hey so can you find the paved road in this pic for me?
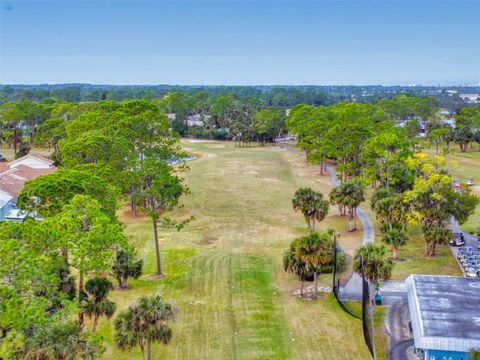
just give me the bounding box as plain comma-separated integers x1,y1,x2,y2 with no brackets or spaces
379,281,415,360
385,293,414,360
327,166,375,300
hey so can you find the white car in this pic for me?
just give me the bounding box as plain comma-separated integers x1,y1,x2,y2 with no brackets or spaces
465,268,478,277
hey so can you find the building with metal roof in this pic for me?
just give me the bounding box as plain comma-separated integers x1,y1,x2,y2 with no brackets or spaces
406,274,480,360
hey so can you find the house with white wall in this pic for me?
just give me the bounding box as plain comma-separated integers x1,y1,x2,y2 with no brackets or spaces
0,154,56,222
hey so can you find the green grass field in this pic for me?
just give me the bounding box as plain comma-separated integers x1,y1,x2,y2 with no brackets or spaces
95,140,371,360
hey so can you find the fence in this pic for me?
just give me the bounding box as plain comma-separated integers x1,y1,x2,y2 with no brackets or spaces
362,270,376,359
332,238,376,359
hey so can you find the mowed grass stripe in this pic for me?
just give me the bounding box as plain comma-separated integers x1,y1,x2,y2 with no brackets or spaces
232,255,292,360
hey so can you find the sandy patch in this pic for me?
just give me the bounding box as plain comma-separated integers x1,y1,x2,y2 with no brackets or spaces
186,139,215,143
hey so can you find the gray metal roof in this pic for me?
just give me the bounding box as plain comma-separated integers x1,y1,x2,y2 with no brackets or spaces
406,274,480,352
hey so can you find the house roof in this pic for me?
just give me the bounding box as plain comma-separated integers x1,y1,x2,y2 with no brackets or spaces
0,190,14,204
406,274,480,353
4,207,28,221
0,163,9,173
0,174,26,196
9,154,54,167
0,154,57,200
9,165,56,180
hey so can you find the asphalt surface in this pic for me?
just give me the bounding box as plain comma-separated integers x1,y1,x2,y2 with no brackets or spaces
327,166,375,301
379,281,414,360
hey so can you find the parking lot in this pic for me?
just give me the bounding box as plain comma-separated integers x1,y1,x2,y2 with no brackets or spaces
455,245,480,277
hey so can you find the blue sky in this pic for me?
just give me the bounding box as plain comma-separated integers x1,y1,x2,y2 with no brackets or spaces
0,1,479,85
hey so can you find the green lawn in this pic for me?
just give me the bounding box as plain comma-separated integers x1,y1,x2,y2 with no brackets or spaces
0,143,53,161
390,227,462,280
95,140,371,360
373,306,388,360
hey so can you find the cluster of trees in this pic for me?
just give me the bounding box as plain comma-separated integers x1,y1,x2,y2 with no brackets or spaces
2,93,478,155
2,84,477,111
287,95,479,261
0,84,346,107
0,95,288,152
0,100,190,358
286,188,346,298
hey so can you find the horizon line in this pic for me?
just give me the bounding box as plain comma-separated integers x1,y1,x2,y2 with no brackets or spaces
1,82,480,88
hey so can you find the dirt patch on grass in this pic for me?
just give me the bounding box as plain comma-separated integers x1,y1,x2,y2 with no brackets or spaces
123,209,145,218
198,235,217,245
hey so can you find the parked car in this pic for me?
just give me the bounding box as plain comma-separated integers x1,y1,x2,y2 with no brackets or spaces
450,233,465,247
465,267,478,278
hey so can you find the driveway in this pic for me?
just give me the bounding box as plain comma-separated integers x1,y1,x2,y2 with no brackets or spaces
387,298,414,360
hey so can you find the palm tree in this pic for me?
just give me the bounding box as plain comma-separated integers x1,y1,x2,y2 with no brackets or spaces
294,232,333,298
82,277,116,332
283,238,308,297
381,222,408,260
370,187,394,212
329,186,345,216
329,180,365,231
469,348,480,360
353,243,393,307
24,321,102,360
372,191,407,225
114,294,175,360
292,188,330,232
341,180,365,231
112,248,143,289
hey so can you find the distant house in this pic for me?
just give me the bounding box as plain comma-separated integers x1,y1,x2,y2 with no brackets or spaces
186,114,211,127
0,154,56,222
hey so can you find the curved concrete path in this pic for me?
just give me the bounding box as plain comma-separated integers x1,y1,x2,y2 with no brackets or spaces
327,166,375,300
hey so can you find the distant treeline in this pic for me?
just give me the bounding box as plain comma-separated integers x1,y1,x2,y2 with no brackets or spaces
0,84,477,112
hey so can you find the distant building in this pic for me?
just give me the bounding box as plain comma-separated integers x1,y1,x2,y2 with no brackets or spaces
439,108,451,116
0,154,56,222
187,114,210,127
459,94,480,104
406,275,480,360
